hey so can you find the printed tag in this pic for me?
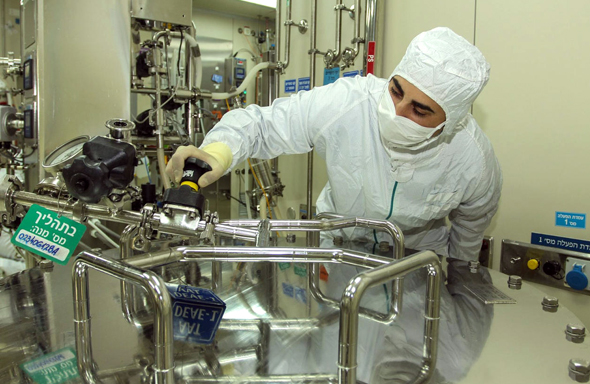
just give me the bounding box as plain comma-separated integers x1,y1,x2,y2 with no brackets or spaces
21,348,80,384
294,263,307,277
168,284,226,344
278,262,291,271
11,204,86,265
282,282,294,297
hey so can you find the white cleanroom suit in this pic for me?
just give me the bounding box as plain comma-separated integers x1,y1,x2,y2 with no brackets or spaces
200,27,502,260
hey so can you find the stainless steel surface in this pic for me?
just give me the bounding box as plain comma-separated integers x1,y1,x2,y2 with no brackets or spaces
338,251,441,384
463,283,517,304
0,251,589,383
324,0,343,68
480,236,493,268
73,251,174,384
508,275,522,290
279,0,292,71
543,295,560,312
33,0,131,184
569,359,590,383
566,324,586,343
501,239,590,295
130,0,192,26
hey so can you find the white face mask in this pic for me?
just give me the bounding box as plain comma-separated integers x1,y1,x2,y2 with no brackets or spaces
377,86,444,149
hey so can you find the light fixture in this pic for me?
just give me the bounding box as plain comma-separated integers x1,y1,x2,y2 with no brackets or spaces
239,0,276,8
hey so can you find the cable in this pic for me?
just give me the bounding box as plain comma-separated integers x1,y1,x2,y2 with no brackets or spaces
144,156,152,184
177,29,184,77
247,159,273,220
225,99,231,111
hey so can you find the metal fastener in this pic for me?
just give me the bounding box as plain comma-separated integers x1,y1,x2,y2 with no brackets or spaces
507,275,522,290
510,257,521,264
542,296,559,313
286,234,296,244
569,359,590,382
468,260,480,273
566,324,586,343
39,259,54,272
379,241,390,253
333,236,344,246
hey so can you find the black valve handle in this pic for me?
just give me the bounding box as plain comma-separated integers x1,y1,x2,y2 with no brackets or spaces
180,158,212,191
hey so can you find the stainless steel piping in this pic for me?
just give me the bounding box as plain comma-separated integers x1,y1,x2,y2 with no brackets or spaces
338,251,441,384
73,251,174,384
280,0,293,71
8,190,259,242
324,0,344,68
124,246,401,323
183,375,337,383
341,0,364,66
185,24,197,145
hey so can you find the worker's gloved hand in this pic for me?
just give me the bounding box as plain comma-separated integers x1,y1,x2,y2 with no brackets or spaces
166,143,233,188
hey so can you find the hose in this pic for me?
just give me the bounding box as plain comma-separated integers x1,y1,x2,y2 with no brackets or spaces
157,147,171,190
211,62,273,100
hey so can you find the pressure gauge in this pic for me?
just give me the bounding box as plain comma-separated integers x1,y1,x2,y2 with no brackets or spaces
42,135,89,175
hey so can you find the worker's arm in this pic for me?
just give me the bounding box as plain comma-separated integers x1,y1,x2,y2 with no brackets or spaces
166,76,374,186
447,159,502,261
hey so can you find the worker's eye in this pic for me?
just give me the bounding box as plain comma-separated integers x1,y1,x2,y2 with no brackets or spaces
413,108,427,117
390,87,401,98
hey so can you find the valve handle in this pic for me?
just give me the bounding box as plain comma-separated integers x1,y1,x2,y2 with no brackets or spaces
181,158,212,191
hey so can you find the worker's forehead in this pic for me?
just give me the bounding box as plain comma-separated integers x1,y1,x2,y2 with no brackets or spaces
390,76,444,112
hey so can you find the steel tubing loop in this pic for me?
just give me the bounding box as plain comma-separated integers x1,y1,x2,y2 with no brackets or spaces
125,246,398,324
183,375,337,383
72,251,174,384
221,214,405,319
338,251,441,384
9,190,259,242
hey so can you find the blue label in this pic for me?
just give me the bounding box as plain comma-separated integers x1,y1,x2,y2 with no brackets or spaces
531,233,590,253
343,70,359,78
167,284,225,344
284,79,296,93
295,287,307,304
323,67,340,85
282,282,294,297
211,74,223,84
556,212,586,229
298,77,310,91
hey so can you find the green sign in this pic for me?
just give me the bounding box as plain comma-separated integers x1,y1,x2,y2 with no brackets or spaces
294,263,307,277
11,204,86,265
20,348,80,384
278,262,291,271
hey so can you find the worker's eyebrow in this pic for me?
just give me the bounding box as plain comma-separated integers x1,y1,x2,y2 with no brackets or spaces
391,78,404,96
411,100,435,113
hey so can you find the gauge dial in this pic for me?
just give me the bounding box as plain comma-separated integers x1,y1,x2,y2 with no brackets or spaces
42,136,90,175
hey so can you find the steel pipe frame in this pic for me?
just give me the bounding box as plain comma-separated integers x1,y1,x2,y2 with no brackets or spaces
122,247,440,384
72,251,174,384
125,245,398,323
363,0,377,75
183,375,338,383
7,189,259,242
338,250,441,384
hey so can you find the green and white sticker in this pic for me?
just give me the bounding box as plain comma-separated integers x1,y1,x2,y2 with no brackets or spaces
20,348,80,384
11,204,86,265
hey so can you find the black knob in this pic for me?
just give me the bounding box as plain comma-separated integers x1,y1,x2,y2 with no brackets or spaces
181,158,212,188
543,260,562,277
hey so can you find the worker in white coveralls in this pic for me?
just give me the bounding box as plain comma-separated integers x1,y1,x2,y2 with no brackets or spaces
167,27,503,260
167,27,503,382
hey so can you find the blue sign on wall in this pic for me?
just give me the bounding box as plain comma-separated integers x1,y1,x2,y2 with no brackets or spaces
298,77,310,91
284,79,296,93
531,233,590,253
282,282,294,297
343,70,359,78
556,212,586,229
323,67,340,85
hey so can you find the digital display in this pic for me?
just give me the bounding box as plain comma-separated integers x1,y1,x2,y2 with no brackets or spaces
24,109,34,139
235,67,246,80
23,59,33,90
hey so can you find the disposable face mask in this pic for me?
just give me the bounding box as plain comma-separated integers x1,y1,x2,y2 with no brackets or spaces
378,86,444,149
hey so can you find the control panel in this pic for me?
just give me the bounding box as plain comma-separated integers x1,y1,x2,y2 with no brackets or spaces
501,239,590,295
224,57,247,105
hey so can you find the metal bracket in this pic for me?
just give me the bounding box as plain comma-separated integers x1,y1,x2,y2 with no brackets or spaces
132,205,155,251
199,211,219,246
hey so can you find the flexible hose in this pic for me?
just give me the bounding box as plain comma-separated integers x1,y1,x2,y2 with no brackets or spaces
211,62,273,100
157,148,171,190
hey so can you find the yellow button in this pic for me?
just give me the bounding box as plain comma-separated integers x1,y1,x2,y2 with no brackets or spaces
527,259,540,270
